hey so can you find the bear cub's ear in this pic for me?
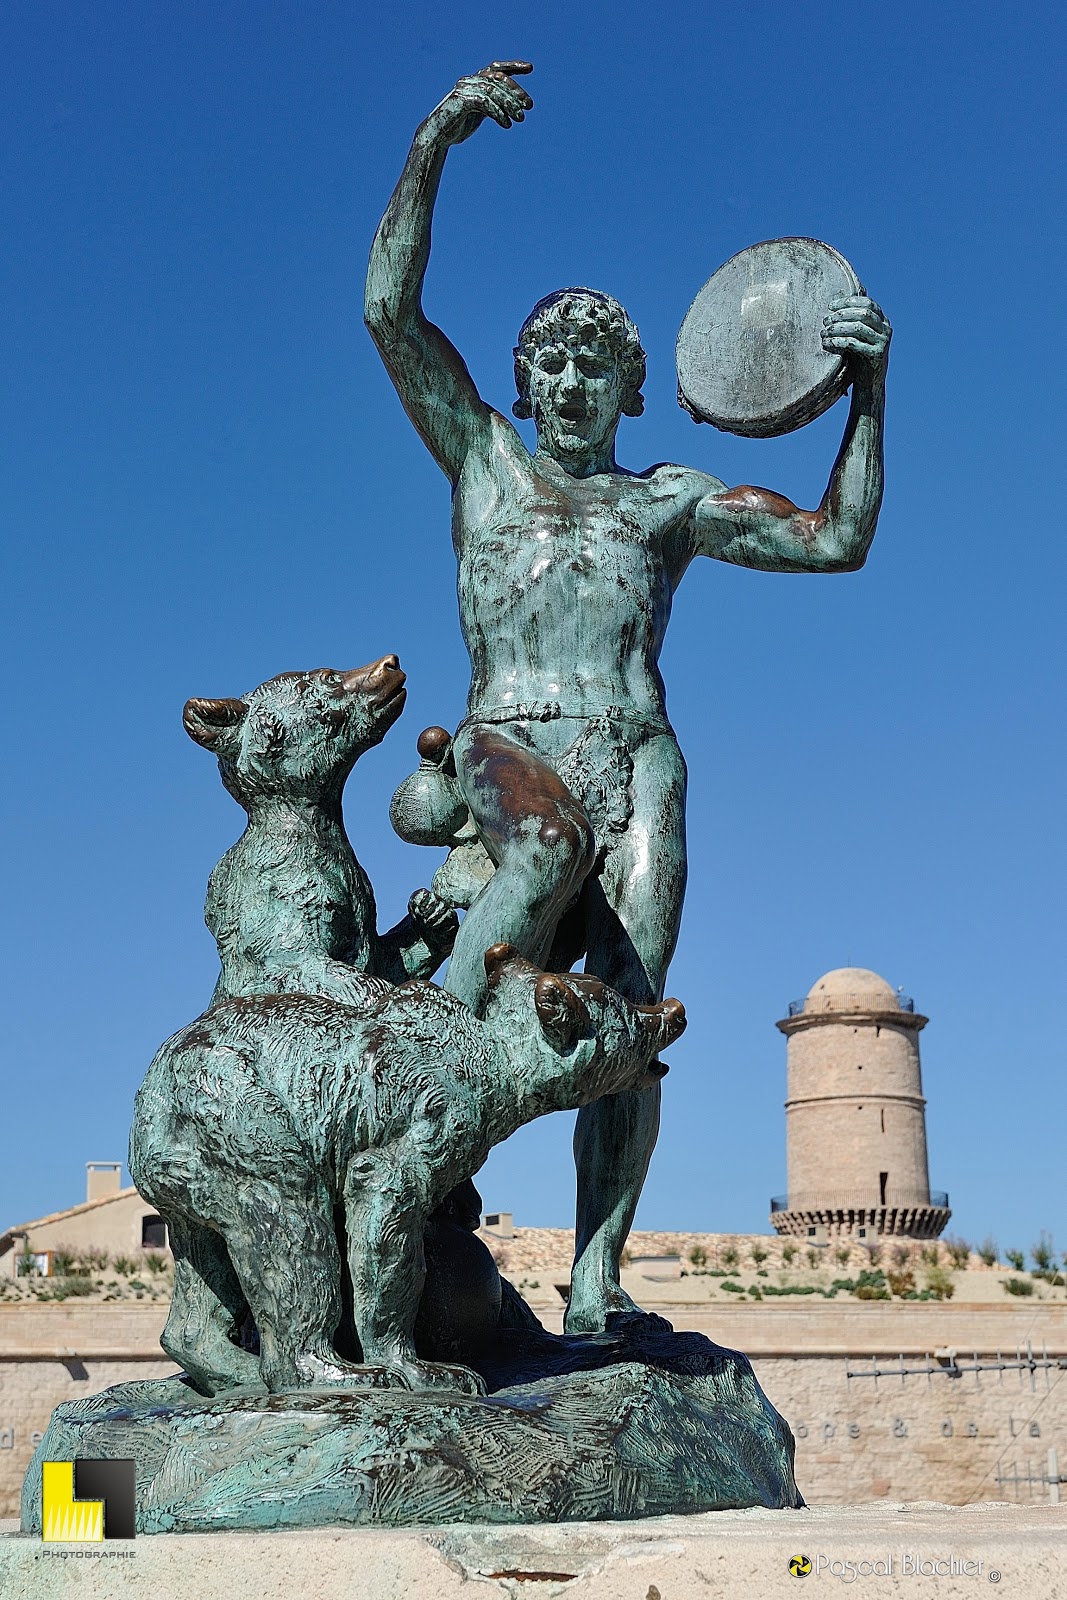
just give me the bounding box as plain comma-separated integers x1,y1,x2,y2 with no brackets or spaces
534,974,591,1053
183,696,247,753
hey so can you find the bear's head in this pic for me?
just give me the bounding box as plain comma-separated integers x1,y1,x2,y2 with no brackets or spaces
182,656,407,807
481,943,686,1116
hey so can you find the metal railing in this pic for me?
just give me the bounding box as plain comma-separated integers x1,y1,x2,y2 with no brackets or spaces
787,992,915,1017
770,1189,949,1213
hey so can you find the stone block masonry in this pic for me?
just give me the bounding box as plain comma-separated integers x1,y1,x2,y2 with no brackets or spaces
3,1300,1065,1518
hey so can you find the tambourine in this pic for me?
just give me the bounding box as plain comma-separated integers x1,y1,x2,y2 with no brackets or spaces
676,238,865,437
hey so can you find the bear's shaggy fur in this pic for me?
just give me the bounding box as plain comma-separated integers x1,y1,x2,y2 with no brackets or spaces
182,656,457,1009
129,944,685,1397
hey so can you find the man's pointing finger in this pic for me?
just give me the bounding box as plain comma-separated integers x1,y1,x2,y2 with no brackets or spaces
484,60,534,77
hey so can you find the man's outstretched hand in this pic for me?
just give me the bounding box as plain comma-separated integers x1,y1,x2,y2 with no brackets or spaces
821,294,892,383
424,62,534,148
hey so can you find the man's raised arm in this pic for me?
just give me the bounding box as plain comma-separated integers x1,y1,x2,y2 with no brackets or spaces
693,296,891,573
364,63,534,484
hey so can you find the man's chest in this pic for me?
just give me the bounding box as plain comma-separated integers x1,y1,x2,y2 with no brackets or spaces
455,466,684,599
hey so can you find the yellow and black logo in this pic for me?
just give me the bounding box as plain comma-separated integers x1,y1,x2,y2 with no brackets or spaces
789,1553,813,1578
42,1459,136,1541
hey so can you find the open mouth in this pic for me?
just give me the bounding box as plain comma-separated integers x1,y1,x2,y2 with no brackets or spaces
557,402,587,422
374,675,407,715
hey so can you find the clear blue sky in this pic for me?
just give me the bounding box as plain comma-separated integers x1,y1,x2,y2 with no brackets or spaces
2,1,1063,1256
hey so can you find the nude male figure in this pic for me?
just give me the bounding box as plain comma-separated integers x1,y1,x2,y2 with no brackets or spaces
365,62,891,1333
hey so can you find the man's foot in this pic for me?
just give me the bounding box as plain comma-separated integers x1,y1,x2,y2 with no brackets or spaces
563,1276,674,1336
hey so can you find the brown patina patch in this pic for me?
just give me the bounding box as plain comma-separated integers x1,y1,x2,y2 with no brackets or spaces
717,483,826,545
465,727,592,852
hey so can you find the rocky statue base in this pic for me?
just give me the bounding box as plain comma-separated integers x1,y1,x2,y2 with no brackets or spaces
22,1322,800,1532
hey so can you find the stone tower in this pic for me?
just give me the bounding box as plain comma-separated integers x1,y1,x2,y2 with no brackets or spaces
770,967,949,1240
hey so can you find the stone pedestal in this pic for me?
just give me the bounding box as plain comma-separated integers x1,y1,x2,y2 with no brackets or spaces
4,1503,1067,1599
21,1325,799,1532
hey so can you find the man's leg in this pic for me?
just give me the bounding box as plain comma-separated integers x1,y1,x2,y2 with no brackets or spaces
565,733,687,1333
445,725,595,1014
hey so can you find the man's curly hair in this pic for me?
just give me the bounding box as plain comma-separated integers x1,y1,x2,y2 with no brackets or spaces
512,288,646,421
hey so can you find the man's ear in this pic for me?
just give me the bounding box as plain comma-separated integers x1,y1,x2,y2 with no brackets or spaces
534,974,590,1053
183,696,247,754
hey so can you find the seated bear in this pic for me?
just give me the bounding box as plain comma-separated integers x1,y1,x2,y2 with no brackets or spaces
128,944,685,1398
182,655,457,1009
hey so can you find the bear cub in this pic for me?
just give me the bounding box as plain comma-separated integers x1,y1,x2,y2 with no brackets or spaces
183,654,457,1008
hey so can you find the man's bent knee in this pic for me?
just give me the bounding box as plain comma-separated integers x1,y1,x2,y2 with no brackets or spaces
538,808,594,866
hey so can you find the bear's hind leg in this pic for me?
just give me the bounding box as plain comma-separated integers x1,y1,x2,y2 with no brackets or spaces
344,1153,486,1396
163,1217,261,1395
222,1177,359,1392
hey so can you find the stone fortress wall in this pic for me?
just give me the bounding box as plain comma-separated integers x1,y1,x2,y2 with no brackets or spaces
3,1246,1065,1517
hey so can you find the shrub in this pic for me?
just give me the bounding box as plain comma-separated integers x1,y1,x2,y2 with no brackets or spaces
490,1246,510,1271
781,1244,798,1266
113,1256,136,1275
834,1246,851,1267
852,1269,890,1301
920,1243,941,1267
721,1246,739,1271
762,1283,820,1296
56,1277,94,1299
867,1244,883,1266
688,1245,708,1268
924,1265,955,1301
144,1253,169,1275
977,1236,999,1268
80,1248,110,1272
751,1243,769,1267
887,1267,915,1298
1005,1249,1025,1272
1004,1277,1035,1297
806,1249,820,1269
128,1279,148,1292
1031,1234,1057,1274
52,1251,77,1277
721,1280,744,1294
944,1237,971,1270
748,1285,763,1300
890,1242,911,1270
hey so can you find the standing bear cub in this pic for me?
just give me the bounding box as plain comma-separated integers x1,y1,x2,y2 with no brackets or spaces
129,944,685,1398
182,654,457,1007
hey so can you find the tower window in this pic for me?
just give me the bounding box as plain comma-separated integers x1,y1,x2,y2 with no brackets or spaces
881,1109,886,1133
879,1172,888,1206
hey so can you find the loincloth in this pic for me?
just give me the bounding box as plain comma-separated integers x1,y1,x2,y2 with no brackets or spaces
457,704,671,845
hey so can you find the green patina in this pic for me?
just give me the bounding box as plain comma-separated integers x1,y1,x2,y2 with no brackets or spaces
365,61,889,1336
17,58,894,1527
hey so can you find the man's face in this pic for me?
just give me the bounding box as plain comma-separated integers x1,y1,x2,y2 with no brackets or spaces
527,331,624,466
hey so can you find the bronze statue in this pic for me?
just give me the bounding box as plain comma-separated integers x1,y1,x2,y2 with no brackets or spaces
365,61,891,1333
